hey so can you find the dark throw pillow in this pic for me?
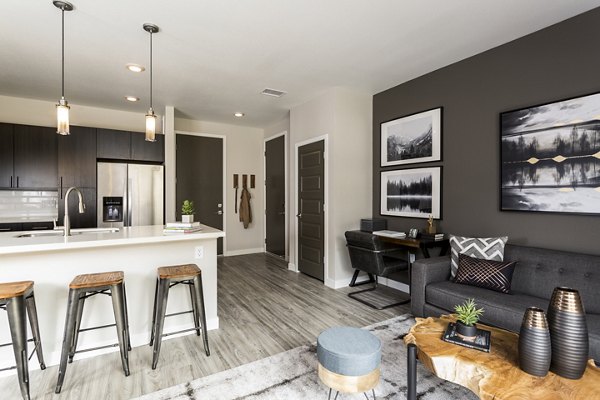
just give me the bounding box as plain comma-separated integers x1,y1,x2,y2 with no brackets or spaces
454,253,517,294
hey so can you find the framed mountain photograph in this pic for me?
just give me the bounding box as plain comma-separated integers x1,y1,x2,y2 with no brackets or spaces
380,167,442,219
381,107,442,166
500,92,600,216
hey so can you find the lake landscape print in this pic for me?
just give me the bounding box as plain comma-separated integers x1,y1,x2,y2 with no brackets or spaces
501,92,600,215
381,167,441,218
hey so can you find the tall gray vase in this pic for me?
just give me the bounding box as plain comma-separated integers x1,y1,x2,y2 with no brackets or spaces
547,287,589,379
519,307,551,377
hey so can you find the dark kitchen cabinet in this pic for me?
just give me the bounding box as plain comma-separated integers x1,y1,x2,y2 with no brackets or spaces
58,187,96,228
131,132,164,162
13,125,58,189
0,223,22,232
97,129,131,160
0,123,13,189
58,126,97,188
21,222,54,231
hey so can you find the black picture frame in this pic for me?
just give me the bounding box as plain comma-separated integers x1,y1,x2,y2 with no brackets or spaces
380,107,442,167
380,166,442,219
500,91,600,216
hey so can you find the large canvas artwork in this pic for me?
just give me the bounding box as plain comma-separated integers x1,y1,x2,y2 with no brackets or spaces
501,92,600,215
380,167,441,219
381,108,442,166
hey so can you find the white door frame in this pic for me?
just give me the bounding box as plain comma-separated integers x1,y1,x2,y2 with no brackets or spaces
175,130,227,254
294,134,329,283
264,131,289,260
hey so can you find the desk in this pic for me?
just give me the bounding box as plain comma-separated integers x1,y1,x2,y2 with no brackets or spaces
378,235,449,258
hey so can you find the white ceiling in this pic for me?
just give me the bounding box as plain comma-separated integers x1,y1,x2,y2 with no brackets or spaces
1,1,599,127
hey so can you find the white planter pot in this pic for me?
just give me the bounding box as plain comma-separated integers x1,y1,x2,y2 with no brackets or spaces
182,215,194,224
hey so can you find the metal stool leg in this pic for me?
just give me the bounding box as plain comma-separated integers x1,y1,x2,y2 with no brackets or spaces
149,278,159,347
111,283,130,376
68,294,85,363
25,292,45,370
189,280,201,337
192,274,210,356
151,277,170,369
7,295,30,400
122,282,132,351
55,288,80,394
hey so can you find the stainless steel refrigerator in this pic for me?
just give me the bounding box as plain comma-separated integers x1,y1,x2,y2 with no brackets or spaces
97,162,164,228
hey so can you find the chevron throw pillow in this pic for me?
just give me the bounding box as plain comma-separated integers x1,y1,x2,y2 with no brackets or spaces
454,253,517,293
449,235,508,278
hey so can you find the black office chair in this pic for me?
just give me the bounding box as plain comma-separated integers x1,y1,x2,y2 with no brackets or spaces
345,230,410,309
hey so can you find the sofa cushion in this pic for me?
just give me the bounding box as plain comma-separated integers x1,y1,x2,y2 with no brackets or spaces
588,314,600,362
449,235,508,278
505,245,600,314
426,281,548,332
455,253,517,294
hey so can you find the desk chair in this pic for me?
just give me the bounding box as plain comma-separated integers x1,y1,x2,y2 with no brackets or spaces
345,230,410,309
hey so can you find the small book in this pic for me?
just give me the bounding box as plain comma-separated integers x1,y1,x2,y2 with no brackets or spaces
373,230,406,238
441,322,491,353
166,222,200,228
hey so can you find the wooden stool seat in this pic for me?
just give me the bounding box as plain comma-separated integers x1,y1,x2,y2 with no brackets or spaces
157,264,201,279
69,271,124,289
0,281,34,300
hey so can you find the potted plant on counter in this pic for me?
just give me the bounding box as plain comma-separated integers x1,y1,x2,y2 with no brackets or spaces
181,200,195,224
454,298,484,341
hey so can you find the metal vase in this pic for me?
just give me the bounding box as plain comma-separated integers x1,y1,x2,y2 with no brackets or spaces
547,287,589,379
518,307,551,377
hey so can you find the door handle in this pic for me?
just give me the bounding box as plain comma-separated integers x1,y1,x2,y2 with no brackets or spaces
296,213,302,218
216,211,223,215
16,176,19,188
10,176,13,188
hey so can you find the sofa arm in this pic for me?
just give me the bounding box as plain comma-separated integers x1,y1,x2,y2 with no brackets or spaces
410,256,451,317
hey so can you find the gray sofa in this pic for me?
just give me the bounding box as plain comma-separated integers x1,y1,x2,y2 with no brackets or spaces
411,244,600,362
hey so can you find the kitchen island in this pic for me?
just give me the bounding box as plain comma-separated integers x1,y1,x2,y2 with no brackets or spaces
0,225,224,373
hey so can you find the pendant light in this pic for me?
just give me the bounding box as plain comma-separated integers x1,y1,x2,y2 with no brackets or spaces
53,1,74,135
143,23,159,142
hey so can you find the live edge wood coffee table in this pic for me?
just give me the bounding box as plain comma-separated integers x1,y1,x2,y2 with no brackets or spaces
403,315,600,400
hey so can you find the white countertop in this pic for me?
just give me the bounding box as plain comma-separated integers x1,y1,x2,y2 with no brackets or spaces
0,225,225,255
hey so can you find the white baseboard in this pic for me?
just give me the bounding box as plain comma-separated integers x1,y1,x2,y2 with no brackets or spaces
0,317,219,378
225,247,265,256
288,262,297,272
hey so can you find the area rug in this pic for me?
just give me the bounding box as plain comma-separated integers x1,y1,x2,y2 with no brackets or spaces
135,314,476,399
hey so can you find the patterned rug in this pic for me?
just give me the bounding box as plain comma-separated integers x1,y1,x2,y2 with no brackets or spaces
135,314,476,399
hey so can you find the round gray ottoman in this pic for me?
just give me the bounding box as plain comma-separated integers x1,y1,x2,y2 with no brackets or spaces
317,326,382,399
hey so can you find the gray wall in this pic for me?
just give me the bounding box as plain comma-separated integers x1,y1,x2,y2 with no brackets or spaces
372,8,600,256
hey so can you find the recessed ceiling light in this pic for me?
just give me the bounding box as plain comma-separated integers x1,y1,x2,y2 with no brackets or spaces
234,112,245,117
126,64,145,73
125,96,139,102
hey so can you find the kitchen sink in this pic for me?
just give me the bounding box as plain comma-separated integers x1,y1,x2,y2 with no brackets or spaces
16,227,120,238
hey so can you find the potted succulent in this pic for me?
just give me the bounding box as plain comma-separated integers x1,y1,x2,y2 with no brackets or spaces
454,298,484,341
181,200,195,224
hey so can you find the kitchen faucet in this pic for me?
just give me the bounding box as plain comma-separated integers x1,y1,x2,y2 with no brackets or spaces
64,187,86,237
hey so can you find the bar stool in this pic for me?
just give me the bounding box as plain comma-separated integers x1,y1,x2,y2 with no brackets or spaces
55,271,131,394
149,264,210,369
0,281,45,400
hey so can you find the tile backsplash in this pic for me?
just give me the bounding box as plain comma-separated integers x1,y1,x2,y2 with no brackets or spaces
0,190,58,222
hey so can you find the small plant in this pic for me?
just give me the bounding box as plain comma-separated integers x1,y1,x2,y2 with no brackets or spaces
454,298,484,327
181,200,195,215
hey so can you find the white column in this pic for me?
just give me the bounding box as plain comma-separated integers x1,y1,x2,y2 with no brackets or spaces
164,106,176,222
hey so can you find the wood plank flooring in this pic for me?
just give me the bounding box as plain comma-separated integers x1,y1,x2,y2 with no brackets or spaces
0,253,410,400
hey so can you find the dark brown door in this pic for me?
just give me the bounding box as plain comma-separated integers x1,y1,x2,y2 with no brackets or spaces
265,135,286,258
176,134,224,254
13,125,57,189
0,123,14,189
297,140,325,281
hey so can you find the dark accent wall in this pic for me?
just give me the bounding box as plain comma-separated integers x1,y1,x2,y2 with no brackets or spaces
373,8,600,256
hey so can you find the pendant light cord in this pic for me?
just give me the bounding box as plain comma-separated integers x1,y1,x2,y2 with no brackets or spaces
61,8,65,98
149,31,153,109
